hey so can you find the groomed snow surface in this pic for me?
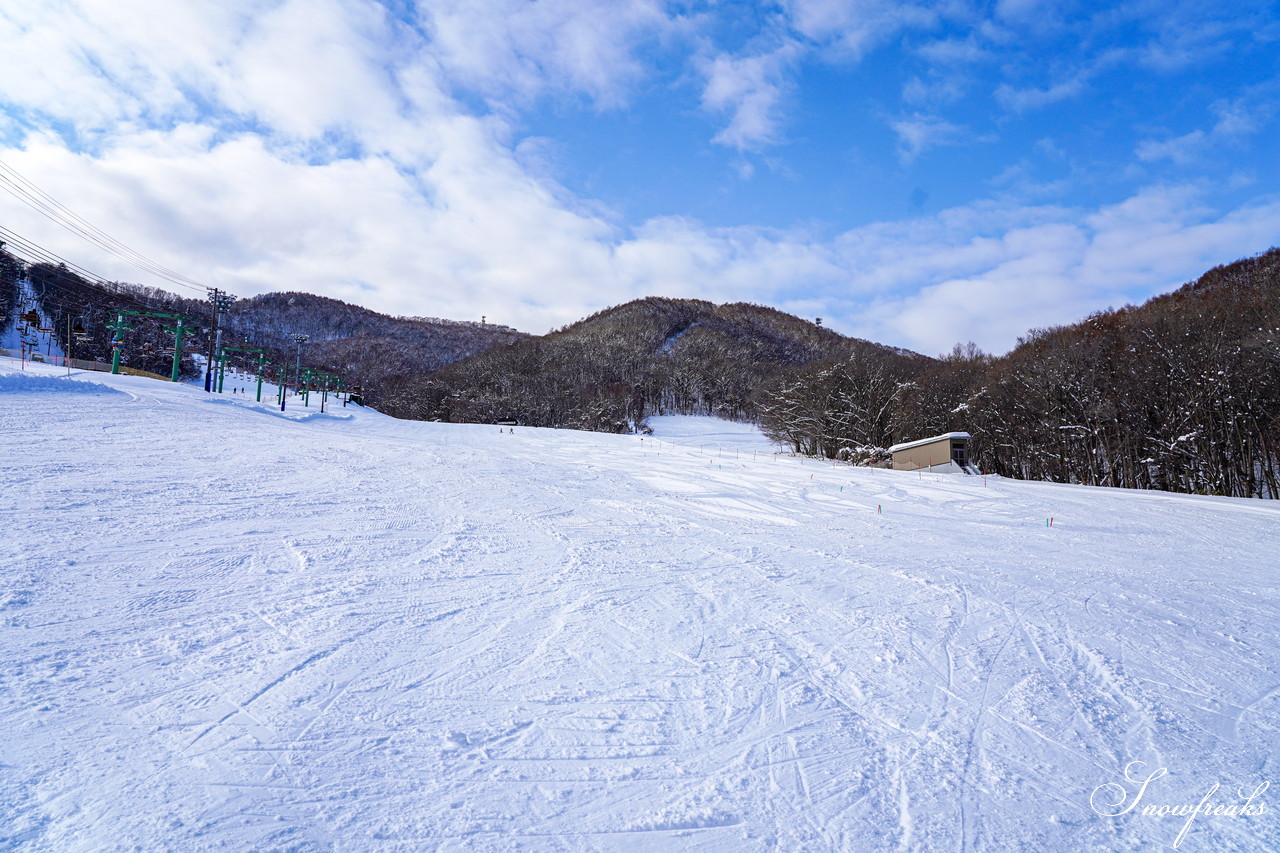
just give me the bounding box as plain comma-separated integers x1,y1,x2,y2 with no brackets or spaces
2,361,1278,851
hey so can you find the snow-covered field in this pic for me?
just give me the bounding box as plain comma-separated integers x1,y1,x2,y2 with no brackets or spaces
2,361,1277,851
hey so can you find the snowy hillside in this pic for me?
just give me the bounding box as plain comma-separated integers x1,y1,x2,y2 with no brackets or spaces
2,361,1277,851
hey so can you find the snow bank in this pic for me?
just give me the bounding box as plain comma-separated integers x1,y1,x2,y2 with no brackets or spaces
0,372,123,395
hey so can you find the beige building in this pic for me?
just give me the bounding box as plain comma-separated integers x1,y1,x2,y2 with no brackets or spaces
889,432,974,473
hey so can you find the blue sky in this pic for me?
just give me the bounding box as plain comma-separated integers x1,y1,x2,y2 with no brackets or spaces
0,1,1277,354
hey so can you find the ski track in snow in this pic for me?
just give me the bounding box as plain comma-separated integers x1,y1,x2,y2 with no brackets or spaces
2,362,1279,851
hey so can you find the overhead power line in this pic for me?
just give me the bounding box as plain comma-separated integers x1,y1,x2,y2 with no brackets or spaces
0,225,208,316
0,159,212,294
1,225,125,285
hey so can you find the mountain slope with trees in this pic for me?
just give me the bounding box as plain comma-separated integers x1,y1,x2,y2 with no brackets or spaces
373,297,925,431
758,248,1280,497
6,239,1276,497
0,247,525,389
214,292,527,390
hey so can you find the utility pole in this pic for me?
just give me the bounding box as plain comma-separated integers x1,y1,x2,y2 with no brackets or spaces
216,293,236,393
205,290,219,391
160,316,187,382
292,334,309,398
106,312,131,374
254,350,265,401
319,373,337,413
206,290,236,392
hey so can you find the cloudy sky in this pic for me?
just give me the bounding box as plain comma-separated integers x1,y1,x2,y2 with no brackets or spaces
1,0,1277,354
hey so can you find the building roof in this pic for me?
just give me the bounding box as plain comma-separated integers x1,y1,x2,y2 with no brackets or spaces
888,432,971,454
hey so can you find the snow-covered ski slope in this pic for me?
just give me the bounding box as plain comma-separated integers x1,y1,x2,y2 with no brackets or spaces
2,362,1278,852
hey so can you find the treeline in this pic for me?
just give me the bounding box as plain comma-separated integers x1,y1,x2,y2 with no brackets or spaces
759,249,1280,498
0,248,23,329
213,292,527,392
7,239,1276,497
0,247,524,391
17,260,207,378
375,297,919,431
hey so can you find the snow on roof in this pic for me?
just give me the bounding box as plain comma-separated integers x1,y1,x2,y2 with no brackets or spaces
888,431,971,454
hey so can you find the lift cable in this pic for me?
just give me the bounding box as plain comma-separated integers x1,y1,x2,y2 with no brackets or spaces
0,159,212,293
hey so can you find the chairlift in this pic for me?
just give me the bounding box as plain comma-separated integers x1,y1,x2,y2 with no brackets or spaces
37,325,53,334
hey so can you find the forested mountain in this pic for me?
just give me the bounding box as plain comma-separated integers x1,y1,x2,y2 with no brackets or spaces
212,292,527,390
11,260,207,379
6,239,1276,497
759,248,1280,498
0,249,21,327
1,248,525,388
373,297,924,431
969,249,1280,496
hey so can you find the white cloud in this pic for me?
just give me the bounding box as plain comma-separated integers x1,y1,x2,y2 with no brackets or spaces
1136,13,1238,72
995,76,1085,112
992,40,1130,113
692,0,946,152
901,73,967,107
993,0,1067,30
786,0,936,59
0,1,185,130
211,0,405,140
698,43,801,151
416,0,674,109
1135,131,1206,166
1136,91,1272,166
4,119,1277,356
0,123,622,328
890,113,966,162
696,0,941,151
0,0,1276,364
844,187,1280,354
915,37,990,65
